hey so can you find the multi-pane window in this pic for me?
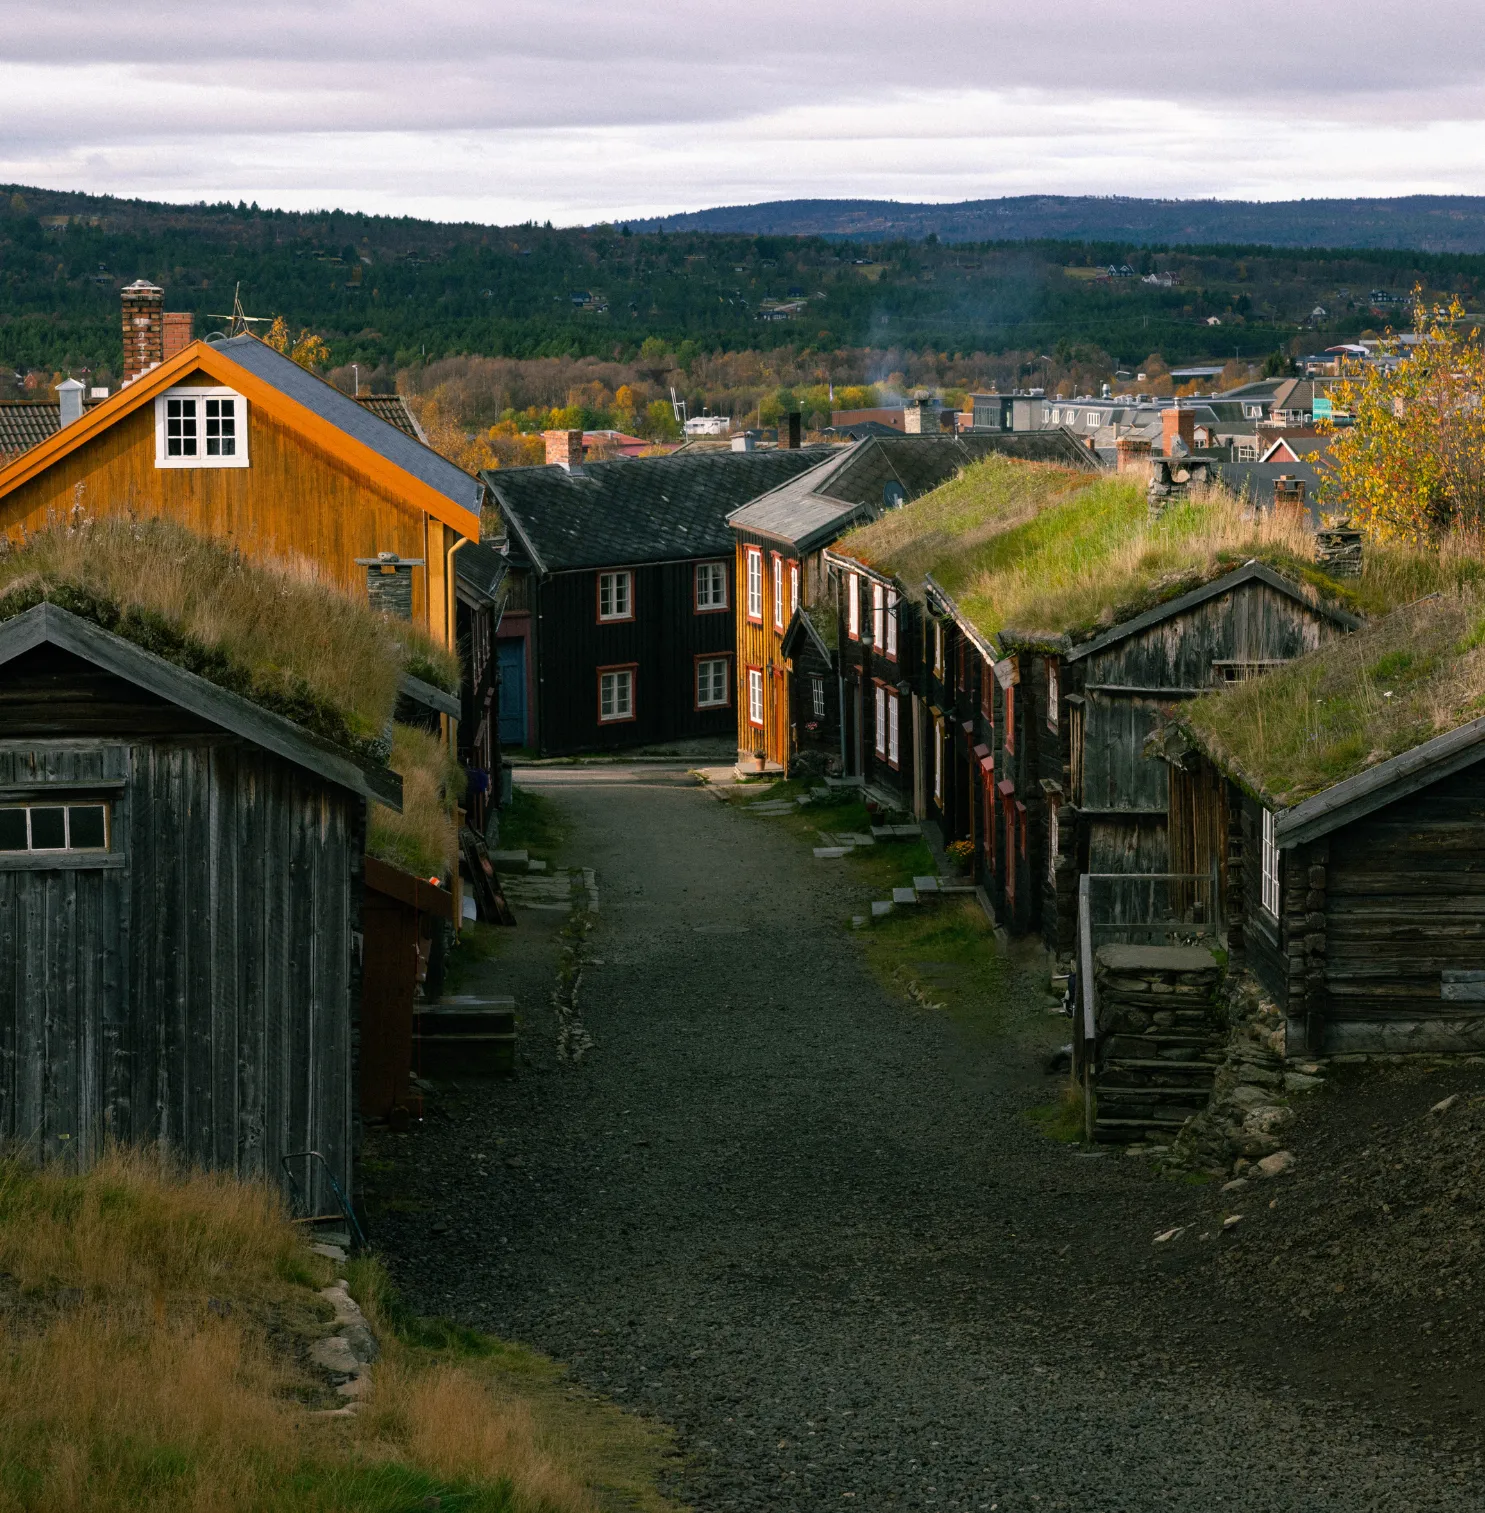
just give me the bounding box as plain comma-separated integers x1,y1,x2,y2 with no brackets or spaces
885,590,898,658
847,572,859,639
932,620,944,677
156,389,248,468
790,563,800,618
887,692,900,766
772,555,784,631
874,685,887,757
598,668,634,722
1261,808,1281,918
748,667,764,727
933,719,944,802
0,802,108,853
872,582,885,647
747,550,764,621
696,657,729,708
598,570,633,621
1047,659,1060,731
695,561,728,611
1048,797,1060,883
811,676,826,718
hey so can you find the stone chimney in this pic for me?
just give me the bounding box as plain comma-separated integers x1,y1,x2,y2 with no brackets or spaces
1116,436,1152,474
1161,405,1195,457
162,311,194,362
544,429,585,471
56,377,85,428
121,280,164,383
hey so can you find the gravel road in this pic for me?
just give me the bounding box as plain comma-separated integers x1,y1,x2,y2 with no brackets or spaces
367,765,1483,1511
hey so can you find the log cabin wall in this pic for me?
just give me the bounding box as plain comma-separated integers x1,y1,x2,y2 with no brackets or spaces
0,717,360,1214
733,530,798,768
1238,792,1290,1006
0,371,456,647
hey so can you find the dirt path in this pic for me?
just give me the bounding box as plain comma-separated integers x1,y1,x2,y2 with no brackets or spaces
367,766,1482,1512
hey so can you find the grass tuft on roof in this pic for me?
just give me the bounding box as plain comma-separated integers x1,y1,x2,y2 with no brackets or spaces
1182,581,1485,808
0,516,459,759
837,455,1485,648
369,724,463,878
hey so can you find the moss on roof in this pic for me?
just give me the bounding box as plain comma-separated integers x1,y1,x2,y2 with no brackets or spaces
1181,588,1485,809
368,724,463,878
0,517,460,761
836,454,1485,650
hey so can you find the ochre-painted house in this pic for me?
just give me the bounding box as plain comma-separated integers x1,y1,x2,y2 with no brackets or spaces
0,332,483,657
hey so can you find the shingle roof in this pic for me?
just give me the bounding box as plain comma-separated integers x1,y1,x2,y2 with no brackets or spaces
210,336,481,519
353,393,425,442
0,401,61,460
484,449,830,574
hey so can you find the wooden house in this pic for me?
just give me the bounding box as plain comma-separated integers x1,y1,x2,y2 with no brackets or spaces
483,444,825,755
0,601,401,1212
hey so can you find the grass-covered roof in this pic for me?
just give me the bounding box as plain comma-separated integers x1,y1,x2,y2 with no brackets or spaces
1181,584,1485,809
835,456,1484,650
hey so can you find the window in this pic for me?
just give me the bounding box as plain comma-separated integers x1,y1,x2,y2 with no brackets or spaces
696,656,729,709
598,570,633,622
885,590,898,659
811,676,826,719
1261,808,1281,918
772,554,784,631
847,571,859,639
933,719,944,803
1048,797,1060,884
747,550,764,622
1003,683,1016,755
872,582,885,648
887,692,900,766
154,388,249,469
747,666,764,727
933,620,944,677
874,685,887,758
598,666,635,722
695,561,728,612
1086,411,1100,428
790,563,800,618
0,801,109,853
1047,659,1060,732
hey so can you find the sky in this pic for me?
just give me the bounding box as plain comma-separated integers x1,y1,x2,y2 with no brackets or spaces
4,2,1485,226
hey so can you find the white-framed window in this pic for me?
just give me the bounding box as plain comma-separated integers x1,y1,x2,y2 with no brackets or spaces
874,685,887,757
811,676,826,719
885,589,898,658
746,549,763,622
847,571,860,639
933,620,944,677
1261,808,1281,918
887,692,900,766
872,581,885,647
1047,659,1060,732
772,555,784,631
695,561,728,611
598,667,635,722
598,570,633,621
933,719,944,802
1086,411,1099,428
696,656,729,708
154,387,248,469
0,800,109,853
1048,797,1060,883
747,666,764,727
790,562,800,618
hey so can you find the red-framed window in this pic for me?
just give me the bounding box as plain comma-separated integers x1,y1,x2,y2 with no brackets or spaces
846,571,860,640
885,589,898,659
887,690,900,768
695,654,731,710
772,552,784,632
695,560,728,613
597,570,634,623
874,683,887,758
790,562,800,619
872,581,885,647
597,663,637,723
746,664,765,727
745,548,764,623
1003,682,1016,755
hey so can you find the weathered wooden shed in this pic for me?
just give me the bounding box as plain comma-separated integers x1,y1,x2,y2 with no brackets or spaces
0,602,399,1212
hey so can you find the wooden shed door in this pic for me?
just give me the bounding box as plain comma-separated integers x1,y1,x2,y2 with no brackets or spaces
1168,762,1229,922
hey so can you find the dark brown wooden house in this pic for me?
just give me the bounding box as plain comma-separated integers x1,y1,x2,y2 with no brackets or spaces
0,602,399,1213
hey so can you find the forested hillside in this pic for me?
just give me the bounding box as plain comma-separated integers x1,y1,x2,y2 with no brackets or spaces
3,184,1482,382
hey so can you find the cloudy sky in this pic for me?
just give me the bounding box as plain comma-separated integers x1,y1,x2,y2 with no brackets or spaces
4,2,1484,225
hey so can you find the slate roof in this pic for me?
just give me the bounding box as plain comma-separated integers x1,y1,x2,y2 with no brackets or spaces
728,430,1100,552
1212,460,1324,520
484,449,830,574
455,540,508,605
0,401,61,459
210,336,481,519
353,393,425,442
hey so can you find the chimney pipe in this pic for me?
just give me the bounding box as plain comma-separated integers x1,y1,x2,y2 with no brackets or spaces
57,378,85,428
785,412,801,450
120,280,164,384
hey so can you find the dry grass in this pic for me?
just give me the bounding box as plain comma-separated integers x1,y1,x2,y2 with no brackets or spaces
1182,587,1485,806
0,1149,676,1513
369,724,463,878
0,515,459,749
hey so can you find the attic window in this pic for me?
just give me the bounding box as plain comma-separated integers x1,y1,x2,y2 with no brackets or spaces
155,387,249,469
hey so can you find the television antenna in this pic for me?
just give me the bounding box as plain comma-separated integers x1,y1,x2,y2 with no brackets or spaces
206,283,270,338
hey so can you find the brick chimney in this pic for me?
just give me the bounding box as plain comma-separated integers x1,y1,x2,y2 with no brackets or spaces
1161,405,1195,457
162,310,193,361
1116,436,1152,474
121,280,164,383
544,429,585,471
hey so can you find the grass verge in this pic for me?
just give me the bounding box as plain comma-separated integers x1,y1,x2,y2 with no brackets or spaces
0,1147,681,1513
498,784,568,860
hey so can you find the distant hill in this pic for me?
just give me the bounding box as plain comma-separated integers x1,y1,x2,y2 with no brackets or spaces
633,195,1485,254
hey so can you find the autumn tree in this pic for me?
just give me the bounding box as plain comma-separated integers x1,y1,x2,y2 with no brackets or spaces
1322,296,1485,540
263,316,329,370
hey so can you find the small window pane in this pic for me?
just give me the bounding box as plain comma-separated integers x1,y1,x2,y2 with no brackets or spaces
0,809,25,851
29,807,66,850
68,805,106,849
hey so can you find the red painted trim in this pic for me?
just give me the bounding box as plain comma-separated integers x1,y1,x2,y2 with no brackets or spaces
693,651,732,711
596,569,635,624
693,559,730,614
745,662,765,728
770,550,785,632
596,661,639,724
745,547,764,625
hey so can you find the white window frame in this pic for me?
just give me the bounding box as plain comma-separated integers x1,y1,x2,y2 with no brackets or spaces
696,656,729,708
1261,808,1282,918
598,667,634,723
746,549,764,622
695,560,728,612
933,719,944,802
847,571,860,639
885,589,898,659
811,676,826,719
1047,659,1060,732
933,621,944,677
790,562,800,618
772,555,784,631
872,581,885,648
747,666,764,727
154,387,249,469
598,570,633,622
1048,797,1060,883
887,692,900,766
874,685,887,757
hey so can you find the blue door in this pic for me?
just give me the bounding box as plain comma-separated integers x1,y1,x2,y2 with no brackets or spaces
497,639,527,747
